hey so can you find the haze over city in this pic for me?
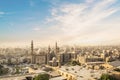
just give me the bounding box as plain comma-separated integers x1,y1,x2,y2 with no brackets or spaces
1,1,120,80
0,0,120,47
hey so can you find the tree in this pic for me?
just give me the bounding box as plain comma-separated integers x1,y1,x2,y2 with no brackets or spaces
26,76,33,80
71,60,81,66
99,74,118,80
33,74,49,80
0,65,9,76
15,68,20,74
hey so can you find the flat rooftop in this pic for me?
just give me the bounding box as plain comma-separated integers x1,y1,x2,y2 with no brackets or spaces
59,65,106,80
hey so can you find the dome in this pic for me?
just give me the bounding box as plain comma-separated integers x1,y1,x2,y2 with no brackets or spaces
52,57,57,62
36,48,41,55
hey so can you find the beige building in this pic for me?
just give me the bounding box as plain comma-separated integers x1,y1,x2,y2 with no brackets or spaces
30,40,77,67
77,54,104,65
31,40,47,64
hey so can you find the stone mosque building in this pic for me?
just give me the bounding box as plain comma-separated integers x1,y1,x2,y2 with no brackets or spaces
30,40,77,67
31,40,47,64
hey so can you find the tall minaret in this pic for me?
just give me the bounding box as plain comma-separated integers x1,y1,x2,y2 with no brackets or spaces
31,40,34,55
31,40,34,64
58,54,61,68
48,45,51,53
55,42,57,51
47,45,51,65
55,42,59,54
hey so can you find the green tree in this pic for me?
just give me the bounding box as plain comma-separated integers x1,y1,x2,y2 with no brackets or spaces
34,74,49,80
71,60,81,66
100,74,117,80
15,66,20,74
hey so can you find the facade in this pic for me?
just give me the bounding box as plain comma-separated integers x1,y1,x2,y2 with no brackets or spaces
77,54,105,70
30,40,77,67
31,40,47,64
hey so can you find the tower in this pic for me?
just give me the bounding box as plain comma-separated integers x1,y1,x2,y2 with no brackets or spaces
58,54,61,68
31,40,35,64
55,42,59,54
31,40,33,55
47,45,51,65
55,42,58,53
48,45,51,53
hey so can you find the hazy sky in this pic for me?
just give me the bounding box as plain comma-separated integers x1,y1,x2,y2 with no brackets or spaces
0,0,120,47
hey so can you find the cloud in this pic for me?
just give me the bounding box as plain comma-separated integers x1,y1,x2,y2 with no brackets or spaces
86,0,95,3
33,27,41,31
0,12,5,15
0,11,6,17
45,0,120,45
0,11,5,17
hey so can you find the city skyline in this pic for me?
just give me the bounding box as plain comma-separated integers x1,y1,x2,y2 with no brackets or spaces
0,0,120,47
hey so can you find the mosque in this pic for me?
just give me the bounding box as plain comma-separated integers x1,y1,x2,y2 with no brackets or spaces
30,40,77,67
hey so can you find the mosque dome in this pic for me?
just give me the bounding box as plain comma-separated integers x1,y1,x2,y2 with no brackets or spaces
35,48,41,55
52,57,57,62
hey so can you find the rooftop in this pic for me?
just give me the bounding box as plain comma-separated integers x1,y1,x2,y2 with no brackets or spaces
109,60,120,67
59,65,106,80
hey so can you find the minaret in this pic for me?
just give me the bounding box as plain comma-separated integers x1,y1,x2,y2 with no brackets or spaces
58,54,61,68
31,40,34,64
55,42,59,54
31,40,34,55
55,42,57,52
47,45,51,65
48,45,51,53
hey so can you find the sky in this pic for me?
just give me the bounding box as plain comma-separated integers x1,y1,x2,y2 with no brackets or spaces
0,0,120,47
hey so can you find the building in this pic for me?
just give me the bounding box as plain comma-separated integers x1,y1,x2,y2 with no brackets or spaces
30,40,77,67
31,40,47,64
